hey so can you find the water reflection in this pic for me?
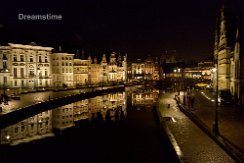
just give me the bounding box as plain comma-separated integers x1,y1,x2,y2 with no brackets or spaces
0,87,159,146
0,110,53,145
131,87,159,106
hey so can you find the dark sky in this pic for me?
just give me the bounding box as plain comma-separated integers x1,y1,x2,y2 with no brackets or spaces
0,0,243,61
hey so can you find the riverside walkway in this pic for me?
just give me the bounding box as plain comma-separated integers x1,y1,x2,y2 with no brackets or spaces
157,91,235,162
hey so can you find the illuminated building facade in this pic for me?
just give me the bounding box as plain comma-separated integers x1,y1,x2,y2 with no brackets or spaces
131,57,160,83
0,43,53,90
214,6,244,105
73,50,89,87
51,52,75,88
0,43,127,91
0,46,11,92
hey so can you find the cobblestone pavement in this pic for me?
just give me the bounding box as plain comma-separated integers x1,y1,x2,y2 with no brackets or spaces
177,89,244,162
157,91,235,162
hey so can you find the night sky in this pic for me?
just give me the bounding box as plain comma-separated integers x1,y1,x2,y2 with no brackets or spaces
0,0,243,61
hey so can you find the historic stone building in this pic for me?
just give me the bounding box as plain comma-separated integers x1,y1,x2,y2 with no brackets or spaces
51,52,75,88
73,50,89,87
214,5,244,105
0,43,53,90
131,57,160,83
0,42,127,92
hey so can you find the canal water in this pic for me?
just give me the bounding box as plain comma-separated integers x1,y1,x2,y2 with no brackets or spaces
0,86,177,163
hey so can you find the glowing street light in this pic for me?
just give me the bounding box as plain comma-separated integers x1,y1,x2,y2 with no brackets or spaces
212,57,219,135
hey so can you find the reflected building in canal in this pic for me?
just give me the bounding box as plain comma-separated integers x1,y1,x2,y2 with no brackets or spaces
131,86,159,106
0,110,53,145
0,91,127,145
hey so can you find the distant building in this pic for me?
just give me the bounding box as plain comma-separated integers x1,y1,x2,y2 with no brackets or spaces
73,50,89,87
160,50,177,64
130,56,160,83
214,5,244,105
87,52,127,85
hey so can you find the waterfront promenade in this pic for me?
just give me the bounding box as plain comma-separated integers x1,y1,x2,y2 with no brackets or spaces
157,91,235,162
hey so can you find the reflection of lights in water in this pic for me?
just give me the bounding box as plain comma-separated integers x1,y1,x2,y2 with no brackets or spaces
201,91,215,102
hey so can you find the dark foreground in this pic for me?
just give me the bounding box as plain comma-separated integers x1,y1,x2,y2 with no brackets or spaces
0,106,178,163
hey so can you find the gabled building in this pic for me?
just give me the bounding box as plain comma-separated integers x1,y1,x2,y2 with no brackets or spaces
73,50,89,87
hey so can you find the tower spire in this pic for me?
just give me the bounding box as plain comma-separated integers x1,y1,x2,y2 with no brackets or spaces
218,5,227,49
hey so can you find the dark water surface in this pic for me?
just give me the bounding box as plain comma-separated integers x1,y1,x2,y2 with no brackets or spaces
0,87,177,163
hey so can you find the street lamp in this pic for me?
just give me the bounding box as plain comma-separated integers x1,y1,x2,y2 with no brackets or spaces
212,58,219,135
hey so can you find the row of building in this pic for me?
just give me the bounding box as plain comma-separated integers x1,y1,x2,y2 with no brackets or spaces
0,42,163,91
0,43,128,90
1,4,243,106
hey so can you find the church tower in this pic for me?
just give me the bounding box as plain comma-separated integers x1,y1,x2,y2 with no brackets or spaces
216,5,231,90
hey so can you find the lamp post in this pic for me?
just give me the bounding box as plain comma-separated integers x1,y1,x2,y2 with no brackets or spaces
212,58,219,135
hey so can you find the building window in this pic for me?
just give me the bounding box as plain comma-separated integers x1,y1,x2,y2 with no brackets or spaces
14,68,17,78
20,55,24,62
39,70,42,77
3,61,7,69
30,56,33,62
13,55,17,62
39,56,42,62
21,80,24,86
20,68,24,78
14,80,17,86
45,70,48,77
29,66,34,77
45,56,48,63
2,53,7,60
